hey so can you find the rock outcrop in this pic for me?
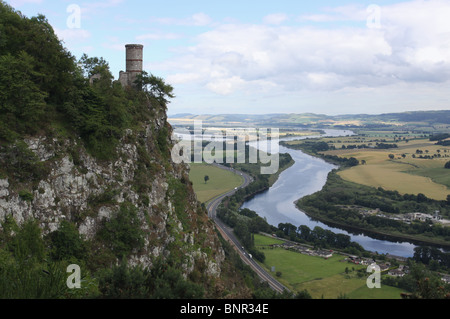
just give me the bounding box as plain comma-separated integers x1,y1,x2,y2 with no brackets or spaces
0,108,226,283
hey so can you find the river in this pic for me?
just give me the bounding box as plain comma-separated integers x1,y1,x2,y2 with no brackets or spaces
242,129,418,258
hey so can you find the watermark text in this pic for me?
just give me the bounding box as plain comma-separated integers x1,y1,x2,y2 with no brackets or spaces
66,264,81,289
172,121,280,175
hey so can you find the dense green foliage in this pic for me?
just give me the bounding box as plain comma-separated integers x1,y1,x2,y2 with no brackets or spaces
96,258,204,299
430,133,450,142
48,221,88,262
167,177,191,231
276,223,365,254
0,2,173,161
0,4,74,141
0,218,97,298
96,202,145,260
0,140,50,186
437,140,450,147
413,246,450,272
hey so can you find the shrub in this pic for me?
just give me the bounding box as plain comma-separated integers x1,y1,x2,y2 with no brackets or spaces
0,142,49,183
18,190,34,202
8,219,45,262
47,221,87,262
96,202,145,259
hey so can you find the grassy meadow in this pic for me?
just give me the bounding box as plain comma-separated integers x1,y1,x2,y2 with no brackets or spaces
189,163,243,203
254,234,405,299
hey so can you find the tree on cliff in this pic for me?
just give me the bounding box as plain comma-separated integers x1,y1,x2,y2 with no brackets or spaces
135,71,175,106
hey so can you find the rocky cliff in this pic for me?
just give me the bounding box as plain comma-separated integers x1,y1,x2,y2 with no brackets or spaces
0,104,247,297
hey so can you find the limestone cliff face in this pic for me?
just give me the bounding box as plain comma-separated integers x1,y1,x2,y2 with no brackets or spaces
0,107,225,281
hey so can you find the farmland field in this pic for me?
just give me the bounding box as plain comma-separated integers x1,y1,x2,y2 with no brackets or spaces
189,163,243,203
320,137,450,200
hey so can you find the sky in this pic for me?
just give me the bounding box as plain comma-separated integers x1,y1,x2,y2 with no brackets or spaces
6,0,450,116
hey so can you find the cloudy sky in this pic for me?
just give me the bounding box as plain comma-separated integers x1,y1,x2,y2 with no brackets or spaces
7,0,450,116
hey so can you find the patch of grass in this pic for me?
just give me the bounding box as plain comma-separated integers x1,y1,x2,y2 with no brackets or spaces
254,234,285,246
347,283,404,299
407,167,450,189
189,163,243,203
259,247,354,287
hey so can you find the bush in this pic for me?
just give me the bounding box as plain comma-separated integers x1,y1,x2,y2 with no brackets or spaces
97,259,205,299
47,221,87,262
0,254,69,299
96,202,145,259
445,161,450,169
97,260,150,299
0,142,49,183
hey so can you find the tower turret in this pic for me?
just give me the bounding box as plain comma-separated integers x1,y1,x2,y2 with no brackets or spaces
119,44,144,87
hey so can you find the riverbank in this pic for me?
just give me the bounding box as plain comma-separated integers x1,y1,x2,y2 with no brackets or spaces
227,152,295,206
297,197,450,250
282,140,450,251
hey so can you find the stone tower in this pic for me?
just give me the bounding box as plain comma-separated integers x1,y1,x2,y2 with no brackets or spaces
119,44,144,87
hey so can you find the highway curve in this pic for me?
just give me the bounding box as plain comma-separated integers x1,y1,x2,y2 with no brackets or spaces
206,164,289,294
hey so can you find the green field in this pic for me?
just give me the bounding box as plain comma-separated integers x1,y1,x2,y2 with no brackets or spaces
407,167,450,189
254,234,405,299
254,234,285,246
314,136,450,200
189,163,243,203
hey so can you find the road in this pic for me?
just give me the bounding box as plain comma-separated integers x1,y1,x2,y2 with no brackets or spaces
206,164,289,294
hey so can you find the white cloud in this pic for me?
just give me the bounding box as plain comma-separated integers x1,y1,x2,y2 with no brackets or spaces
206,76,245,95
152,12,213,26
263,13,288,25
160,1,450,97
159,24,395,95
299,4,367,22
191,13,213,26
166,73,202,84
136,33,182,41
55,28,91,43
102,42,126,51
8,0,43,7
81,0,124,14
154,0,450,115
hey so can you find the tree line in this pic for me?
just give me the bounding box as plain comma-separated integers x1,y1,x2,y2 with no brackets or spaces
276,223,366,255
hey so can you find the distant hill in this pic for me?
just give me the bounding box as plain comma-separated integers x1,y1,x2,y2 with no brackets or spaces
361,111,450,124
169,110,450,128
